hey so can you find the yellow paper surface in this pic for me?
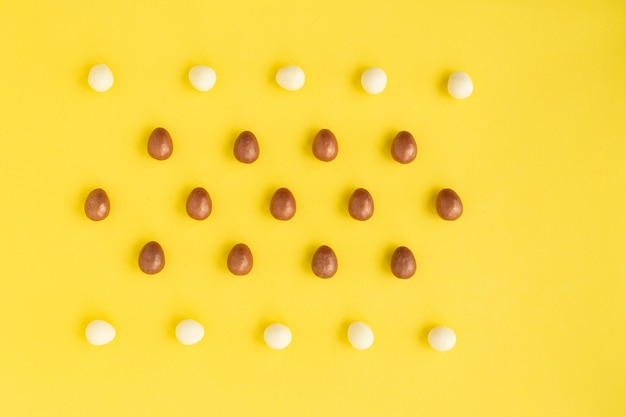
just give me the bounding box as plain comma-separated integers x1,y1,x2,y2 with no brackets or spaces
0,1,625,416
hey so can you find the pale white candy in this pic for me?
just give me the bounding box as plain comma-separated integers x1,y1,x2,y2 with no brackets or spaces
276,65,305,91
88,64,114,92
347,321,374,350
188,65,217,92
85,320,116,346
361,67,387,94
428,326,457,351
263,323,292,350
175,319,205,345
447,71,473,99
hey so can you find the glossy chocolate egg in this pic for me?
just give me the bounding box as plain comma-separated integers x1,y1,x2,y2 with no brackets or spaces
436,188,463,220
348,188,374,221
84,188,110,221
312,245,338,278
147,127,173,160
186,187,212,220
234,131,259,163
138,241,165,274
270,188,296,220
390,246,416,279
227,243,253,275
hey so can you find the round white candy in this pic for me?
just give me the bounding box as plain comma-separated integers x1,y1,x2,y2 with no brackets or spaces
175,319,205,345
428,326,457,351
276,65,305,91
88,64,114,92
85,320,116,346
188,65,217,92
263,323,292,350
361,67,387,94
347,321,374,350
447,71,473,99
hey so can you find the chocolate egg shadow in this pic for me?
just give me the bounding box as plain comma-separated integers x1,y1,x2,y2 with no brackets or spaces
178,187,192,218
425,188,440,216
383,132,394,159
302,127,320,159
338,188,355,219
260,187,276,216
217,241,237,271
78,186,97,218
380,244,397,276
302,243,320,275
130,240,150,271
223,129,241,160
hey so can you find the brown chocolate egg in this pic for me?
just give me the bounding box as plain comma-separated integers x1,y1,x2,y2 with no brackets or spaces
312,245,338,278
436,188,463,220
138,241,165,274
391,131,417,164
227,243,253,275
185,187,212,220
84,188,110,221
270,188,296,220
147,127,173,160
234,131,259,163
348,188,374,221
312,129,338,162
391,246,416,279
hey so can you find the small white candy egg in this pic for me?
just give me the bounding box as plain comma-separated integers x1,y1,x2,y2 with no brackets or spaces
347,321,374,350
428,326,457,351
263,323,292,350
188,65,217,92
85,320,116,346
361,67,387,94
447,71,473,99
276,65,305,91
88,64,114,92
175,319,205,345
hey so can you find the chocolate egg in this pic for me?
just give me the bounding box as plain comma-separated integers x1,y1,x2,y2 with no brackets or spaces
312,129,338,162
436,188,463,220
147,127,173,160
227,243,253,275
185,187,212,220
234,131,259,163
348,188,374,221
390,246,416,279
391,131,417,164
270,188,296,220
138,241,165,274
311,245,338,278
84,188,110,221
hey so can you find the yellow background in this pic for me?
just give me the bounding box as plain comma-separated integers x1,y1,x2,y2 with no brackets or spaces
1,0,625,416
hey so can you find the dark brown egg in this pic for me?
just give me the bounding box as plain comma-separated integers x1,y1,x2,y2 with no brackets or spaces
436,188,463,220
391,246,416,279
147,127,173,160
84,188,110,221
270,188,296,220
234,131,259,163
391,131,417,164
138,241,165,274
311,245,338,278
348,188,374,221
227,243,253,275
185,187,212,220
312,129,338,162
